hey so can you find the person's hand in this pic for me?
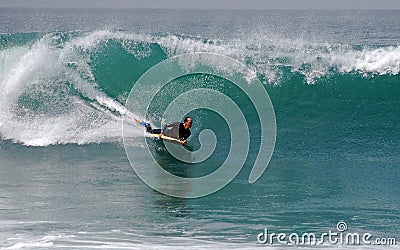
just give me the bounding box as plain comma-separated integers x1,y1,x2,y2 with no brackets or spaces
181,139,187,146
158,133,163,138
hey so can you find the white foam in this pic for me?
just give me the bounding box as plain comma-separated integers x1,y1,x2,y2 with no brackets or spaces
203,32,400,84
154,33,400,84
336,46,400,75
0,31,143,146
1,37,57,103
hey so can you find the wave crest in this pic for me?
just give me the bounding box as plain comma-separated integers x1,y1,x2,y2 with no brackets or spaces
0,30,398,146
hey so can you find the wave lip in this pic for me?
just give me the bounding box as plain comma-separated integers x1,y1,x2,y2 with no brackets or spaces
336,45,400,75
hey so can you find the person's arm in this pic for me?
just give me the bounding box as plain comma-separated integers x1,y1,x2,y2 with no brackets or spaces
179,130,190,145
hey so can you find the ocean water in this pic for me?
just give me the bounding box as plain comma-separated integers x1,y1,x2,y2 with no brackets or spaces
0,8,399,249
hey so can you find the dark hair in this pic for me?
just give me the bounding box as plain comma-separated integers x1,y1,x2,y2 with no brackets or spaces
184,117,192,122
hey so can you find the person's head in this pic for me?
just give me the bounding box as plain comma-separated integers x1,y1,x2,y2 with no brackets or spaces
183,117,193,129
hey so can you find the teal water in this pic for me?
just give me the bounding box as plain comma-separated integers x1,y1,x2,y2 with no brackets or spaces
0,8,399,249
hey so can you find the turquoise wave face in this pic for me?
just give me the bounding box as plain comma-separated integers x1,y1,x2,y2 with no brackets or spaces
0,30,399,148
267,74,400,160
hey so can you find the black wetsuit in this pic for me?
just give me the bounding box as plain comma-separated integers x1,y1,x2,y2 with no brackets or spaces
178,122,191,140
147,122,190,140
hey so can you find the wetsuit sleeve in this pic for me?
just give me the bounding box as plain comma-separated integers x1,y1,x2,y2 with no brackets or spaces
183,130,191,140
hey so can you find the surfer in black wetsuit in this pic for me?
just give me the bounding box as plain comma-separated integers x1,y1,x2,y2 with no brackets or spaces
140,117,192,145
178,117,192,145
